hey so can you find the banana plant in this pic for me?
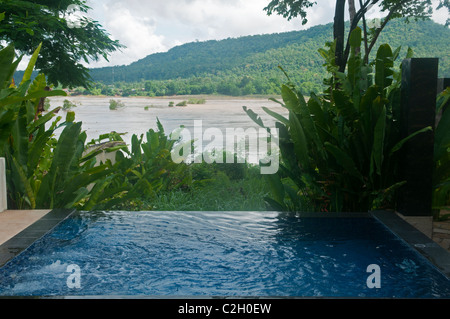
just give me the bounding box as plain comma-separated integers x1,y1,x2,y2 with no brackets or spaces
78,118,191,210
1,42,119,210
245,27,431,212
2,37,193,211
433,87,450,214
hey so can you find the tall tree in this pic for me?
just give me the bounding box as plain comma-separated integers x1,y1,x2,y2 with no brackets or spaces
0,0,124,88
264,0,450,71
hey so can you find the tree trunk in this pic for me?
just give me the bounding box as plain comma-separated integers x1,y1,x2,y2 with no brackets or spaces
348,0,356,25
334,0,346,72
348,0,360,55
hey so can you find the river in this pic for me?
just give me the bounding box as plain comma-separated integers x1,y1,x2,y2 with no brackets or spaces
47,95,288,164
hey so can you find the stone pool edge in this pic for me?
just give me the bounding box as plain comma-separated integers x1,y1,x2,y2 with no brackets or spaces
0,209,77,268
371,210,450,278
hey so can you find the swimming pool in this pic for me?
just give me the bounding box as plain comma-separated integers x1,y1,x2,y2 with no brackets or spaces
0,210,449,298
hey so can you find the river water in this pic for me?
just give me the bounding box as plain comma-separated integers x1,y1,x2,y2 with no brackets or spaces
47,96,288,163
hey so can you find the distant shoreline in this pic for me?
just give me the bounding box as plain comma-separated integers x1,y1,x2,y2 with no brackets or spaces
51,94,282,101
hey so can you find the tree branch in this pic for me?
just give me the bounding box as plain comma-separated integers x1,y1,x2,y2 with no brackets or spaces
359,0,370,62
364,1,403,62
341,0,380,71
334,0,346,72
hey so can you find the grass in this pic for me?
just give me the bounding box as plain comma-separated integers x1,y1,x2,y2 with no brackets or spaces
187,98,206,104
115,163,270,211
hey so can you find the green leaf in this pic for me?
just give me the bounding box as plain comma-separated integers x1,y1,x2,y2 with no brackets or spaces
0,44,15,88
11,156,35,209
242,105,265,128
66,111,75,123
406,47,414,59
37,122,83,207
0,90,67,107
333,89,357,121
375,44,393,91
324,142,363,181
289,111,309,168
265,174,285,206
349,27,362,48
281,84,307,114
435,103,450,161
371,106,386,176
390,126,432,154
27,107,59,134
262,106,289,125
28,129,53,174
20,42,42,86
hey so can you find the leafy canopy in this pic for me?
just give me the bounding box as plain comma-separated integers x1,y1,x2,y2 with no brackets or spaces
264,0,450,71
0,0,124,88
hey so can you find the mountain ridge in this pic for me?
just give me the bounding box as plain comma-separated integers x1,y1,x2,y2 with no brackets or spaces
89,19,449,84
14,19,450,96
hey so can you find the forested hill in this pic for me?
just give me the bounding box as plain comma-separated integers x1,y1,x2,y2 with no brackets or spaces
88,18,449,95
90,22,330,84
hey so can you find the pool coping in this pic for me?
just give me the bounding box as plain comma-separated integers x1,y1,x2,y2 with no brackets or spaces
0,209,449,298
370,210,450,278
0,209,76,268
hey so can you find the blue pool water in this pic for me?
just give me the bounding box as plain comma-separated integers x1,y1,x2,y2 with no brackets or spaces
0,211,449,297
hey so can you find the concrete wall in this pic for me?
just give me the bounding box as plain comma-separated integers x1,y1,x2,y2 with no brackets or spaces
0,158,7,212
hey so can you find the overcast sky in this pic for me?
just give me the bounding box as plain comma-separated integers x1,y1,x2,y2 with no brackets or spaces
40,0,450,69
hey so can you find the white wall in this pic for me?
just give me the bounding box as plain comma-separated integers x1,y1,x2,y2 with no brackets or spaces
0,158,7,212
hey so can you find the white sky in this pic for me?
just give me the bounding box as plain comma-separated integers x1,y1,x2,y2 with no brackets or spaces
18,0,450,69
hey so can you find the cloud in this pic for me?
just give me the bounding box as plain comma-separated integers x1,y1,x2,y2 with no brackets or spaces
80,0,450,68
85,0,315,67
84,1,168,67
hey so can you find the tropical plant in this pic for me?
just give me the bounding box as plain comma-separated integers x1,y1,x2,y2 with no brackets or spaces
433,87,450,214
0,42,92,209
244,27,431,212
264,0,450,72
92,119,192,210
0,42,142,210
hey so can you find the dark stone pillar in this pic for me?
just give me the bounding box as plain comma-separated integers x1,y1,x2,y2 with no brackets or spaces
397,58,438,216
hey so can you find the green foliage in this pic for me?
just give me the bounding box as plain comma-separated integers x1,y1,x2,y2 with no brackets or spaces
263,0,449,71
84,19,449,97
187,98,206,104
245,28,432,212
0,43,101,209
0,0,123,88
433,87,450,211
1,42,191,211
99,119,192,211
109,99,125,110
62,99,78,110
140,163,269,211
176,101,187,107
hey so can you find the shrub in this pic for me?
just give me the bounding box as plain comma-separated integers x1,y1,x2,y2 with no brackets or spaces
433,88,450,214
62,99,78,110
187,98,206,104
245,28,431,212
109,99,125,110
